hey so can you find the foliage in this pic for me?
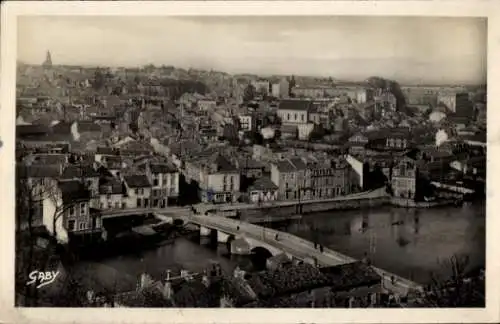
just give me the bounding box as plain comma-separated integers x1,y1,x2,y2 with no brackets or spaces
417,254,485,307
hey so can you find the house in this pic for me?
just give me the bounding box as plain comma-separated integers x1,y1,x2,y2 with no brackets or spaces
366,129,411,151
42,180,102,244
99,179,125,210
391,157,417,199
146,162,180,207
270,158,307,200
277,100,313,125
198,99,217,111
247,177,278,203
234,157,265,179
318,261,382,307
304,157,354,200
123,175,152,209
238,114,256,132
60,164,101,208
346,133,369,156
185,153,241,203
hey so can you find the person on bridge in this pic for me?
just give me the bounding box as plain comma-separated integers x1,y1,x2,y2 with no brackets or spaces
319,245,324,253
237,226,240,231
275,233,279,241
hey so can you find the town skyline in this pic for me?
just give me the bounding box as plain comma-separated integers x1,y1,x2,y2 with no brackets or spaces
18,16,487,85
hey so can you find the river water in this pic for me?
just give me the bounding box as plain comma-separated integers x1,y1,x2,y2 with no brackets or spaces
271,202,485,284
63,203,485,295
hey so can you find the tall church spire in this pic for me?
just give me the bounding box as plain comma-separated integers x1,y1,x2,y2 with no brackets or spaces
43,50,52,67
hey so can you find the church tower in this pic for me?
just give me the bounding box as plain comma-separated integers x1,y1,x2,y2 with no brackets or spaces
43,50,52,68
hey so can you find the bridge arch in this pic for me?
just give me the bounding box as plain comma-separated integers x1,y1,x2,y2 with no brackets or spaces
251,246,273,259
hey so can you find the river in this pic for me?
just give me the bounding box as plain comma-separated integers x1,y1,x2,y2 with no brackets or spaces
61,203,485,296
270,202,485,284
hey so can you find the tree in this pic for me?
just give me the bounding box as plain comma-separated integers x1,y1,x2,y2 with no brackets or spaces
416,254,485,307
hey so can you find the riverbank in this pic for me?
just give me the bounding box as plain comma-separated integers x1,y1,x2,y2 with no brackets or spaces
390,197,462,208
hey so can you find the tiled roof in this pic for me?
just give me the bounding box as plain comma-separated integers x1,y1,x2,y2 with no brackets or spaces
123,175,151,188
278,99,313,111
289,157,307,170
17,164,61,179
150,163,177,174
19,133,72,143
275,160,296,173
51,121,73,135
319,261,381,291
59,180,91,204
16,125,50,137
78,121,102,133
30,154,67,165
246,263,328,299
99,179,124,195
61,164,99,179
96,146,118,155
248,177,278,191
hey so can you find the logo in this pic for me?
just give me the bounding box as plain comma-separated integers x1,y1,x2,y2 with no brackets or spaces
26,270,60,289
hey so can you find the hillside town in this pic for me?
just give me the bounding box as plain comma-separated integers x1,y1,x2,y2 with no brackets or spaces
16,51,486,308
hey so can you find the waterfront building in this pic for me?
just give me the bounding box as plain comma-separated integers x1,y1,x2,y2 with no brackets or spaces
98,178,125,210
60,164,100,208
247,176,279,203
391,157,417,199
304,156,354,200
270,157,307,200
42,180,103,244
122,175,152,209
185,153,241,203
145,162,179,207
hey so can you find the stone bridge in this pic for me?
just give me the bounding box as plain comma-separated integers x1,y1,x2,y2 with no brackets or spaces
175,213,423,296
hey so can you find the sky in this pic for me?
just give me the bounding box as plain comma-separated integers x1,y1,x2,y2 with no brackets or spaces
17,16,487,85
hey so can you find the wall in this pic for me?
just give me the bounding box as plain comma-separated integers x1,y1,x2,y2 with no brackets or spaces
236,196,389,220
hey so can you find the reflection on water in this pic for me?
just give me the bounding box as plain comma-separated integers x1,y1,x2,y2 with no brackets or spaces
67,203,485,294
271,203,485,284
67,236,251,294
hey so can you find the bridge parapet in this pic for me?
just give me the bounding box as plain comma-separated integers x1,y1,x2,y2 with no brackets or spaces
186,214,423,295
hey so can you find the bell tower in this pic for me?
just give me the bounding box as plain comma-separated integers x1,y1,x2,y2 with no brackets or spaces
43,50,52,68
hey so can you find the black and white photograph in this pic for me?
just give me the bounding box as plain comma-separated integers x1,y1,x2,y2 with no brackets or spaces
2,1,498,322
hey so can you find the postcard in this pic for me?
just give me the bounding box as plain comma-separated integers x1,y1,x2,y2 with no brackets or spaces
1,1,499,323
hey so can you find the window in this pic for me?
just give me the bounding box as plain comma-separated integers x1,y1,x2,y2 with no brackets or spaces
163,177,167,186
287,113,290,121
80,203,86,215
135,188,139,195
140,189,144,195
68,220,76,231
137,198,142,207
115,201,120,209
153,178,159,186
79,222,86,230
69,206,75,216
301,114,305,121
294,113,298,121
